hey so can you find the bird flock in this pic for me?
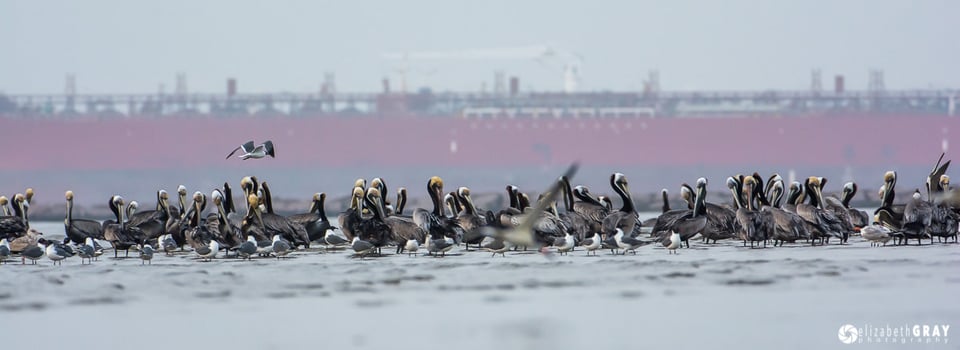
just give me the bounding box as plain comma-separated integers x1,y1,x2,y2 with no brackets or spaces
0,154,957,267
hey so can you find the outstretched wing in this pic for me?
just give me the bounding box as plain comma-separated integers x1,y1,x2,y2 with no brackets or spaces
263,140,275,158
225,141,255,159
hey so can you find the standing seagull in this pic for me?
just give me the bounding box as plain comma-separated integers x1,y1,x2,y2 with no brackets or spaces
77,238,96,264
663,231,681,254
225,140,276,160
0,238,9,263
271,234,292,259
44,239,70,266
139,245,154,265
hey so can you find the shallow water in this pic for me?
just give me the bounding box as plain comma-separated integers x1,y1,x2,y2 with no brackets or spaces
3,218,959,349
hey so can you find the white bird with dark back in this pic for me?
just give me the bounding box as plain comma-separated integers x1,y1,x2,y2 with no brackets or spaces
554,231,575,255
404,239,420,257
663,230,681,254
272,235,292,259
195,240,219,262
580,232,601,256
139,245,154,265
225,140,275,160
0,238,11,263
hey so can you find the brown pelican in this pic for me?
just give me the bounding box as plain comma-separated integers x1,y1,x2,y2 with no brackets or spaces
457,187,491,249
726,177,759,247
370,178,393,214
176,185,188,219
816,178,856,241
597,196,613,211
184,192,214,250
0,194,28,241
226,140,275,160
396,188,408,215
796,177,847,245
764,177,811,246
874,171,904,234
444,192,462,216
754,175,808,246
356,187,393,251
260,182,275,214
572,186,610,229
209,189,242,250
338,187,365,241
901,190,932,245
840,182,870,229
125,190,170,242
413,177,463,242
0,196,10,216
288,193,337,243
926,153,950,201
64,191,104,244
372,188,425,254
103,195,144,257
246,187,310,248
601,173,642,239
739,175,774,247
652,178,709,248
557,177,597,241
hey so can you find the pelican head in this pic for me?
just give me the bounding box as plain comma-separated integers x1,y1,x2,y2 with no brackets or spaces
24,188,34,204
354,178,366,190
177,185,187,196
725,177,739,191
65,191,74,201
159,190,169,201
429,176,444,192
883,171,896,183
458,186,471,198
697,177,708,187
941,175,950,190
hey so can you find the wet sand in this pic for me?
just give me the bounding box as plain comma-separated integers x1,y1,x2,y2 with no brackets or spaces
0,223,957,349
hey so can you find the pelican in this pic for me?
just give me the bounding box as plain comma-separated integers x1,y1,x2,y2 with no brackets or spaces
601,173,642,239
183,192,214,250
796,177,847,245
557,177,595,242
288,193,337,243
729,176,771,248
337,187,365,241
64,191,104,244
901,190,932,245
0,194,28,241
245,188,310,248
376,189,425,255
840,182,870,229
354,187,393,252
126,190,170,242
413,177,463,243
225,140,276,160
652,178,709,248
103,196,143,258
456,187,492,249
208,190,242,251
764,177,810,246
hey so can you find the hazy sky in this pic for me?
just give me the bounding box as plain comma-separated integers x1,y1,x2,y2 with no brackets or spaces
2,0,957,94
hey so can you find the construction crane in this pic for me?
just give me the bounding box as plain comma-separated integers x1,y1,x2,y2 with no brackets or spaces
382,45,584,93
